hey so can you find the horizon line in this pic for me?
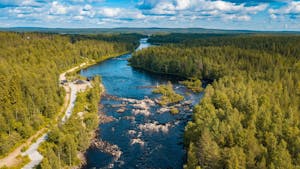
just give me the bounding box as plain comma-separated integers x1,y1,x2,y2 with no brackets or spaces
0,26,300,33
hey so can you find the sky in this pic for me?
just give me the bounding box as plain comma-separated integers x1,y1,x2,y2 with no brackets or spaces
0,0,300,31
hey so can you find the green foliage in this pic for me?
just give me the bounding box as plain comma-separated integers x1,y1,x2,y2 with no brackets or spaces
186,76,300,169
70,33,144,52
180,78,203,93
0,155,30,169
153,82,184,106
0,32,140,156
170,107,179,115
40,78,102,168
149,33,300,59
132,34,300,169
185,142,199,169
148,33,235,44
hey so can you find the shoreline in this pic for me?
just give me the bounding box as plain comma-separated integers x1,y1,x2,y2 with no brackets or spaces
69,51,132,75
130,64,187,79
130,64,215,84
76,83,106,168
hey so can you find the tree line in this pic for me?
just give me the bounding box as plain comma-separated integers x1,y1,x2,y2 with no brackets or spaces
130,34,300,169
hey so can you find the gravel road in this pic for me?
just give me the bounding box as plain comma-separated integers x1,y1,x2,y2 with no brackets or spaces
21,65,82,169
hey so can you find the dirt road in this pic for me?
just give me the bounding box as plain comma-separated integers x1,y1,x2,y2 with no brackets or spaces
0,63,87,168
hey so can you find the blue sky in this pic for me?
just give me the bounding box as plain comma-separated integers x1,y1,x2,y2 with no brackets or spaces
0,0,299,30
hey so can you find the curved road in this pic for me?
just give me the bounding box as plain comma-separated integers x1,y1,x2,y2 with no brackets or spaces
21,65,83,169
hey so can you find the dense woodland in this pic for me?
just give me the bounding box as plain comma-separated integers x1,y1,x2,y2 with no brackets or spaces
131,34,300,169
149,33,300,60
0,32,141,156
39,77,101,168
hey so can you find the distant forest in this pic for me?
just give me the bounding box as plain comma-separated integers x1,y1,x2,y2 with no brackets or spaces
0,32,142,156
130,34,300,169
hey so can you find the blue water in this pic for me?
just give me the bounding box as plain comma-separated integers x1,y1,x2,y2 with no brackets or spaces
80,39,203,169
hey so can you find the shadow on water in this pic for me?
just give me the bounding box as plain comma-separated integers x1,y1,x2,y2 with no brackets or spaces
81,38,203,169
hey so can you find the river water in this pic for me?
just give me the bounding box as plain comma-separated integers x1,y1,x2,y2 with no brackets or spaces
80,39,203,169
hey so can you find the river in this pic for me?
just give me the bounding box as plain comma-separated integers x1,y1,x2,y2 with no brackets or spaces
80,38,203,169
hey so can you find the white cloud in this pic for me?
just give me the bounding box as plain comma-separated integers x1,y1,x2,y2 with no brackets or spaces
269,1,300,19
99,7,122,17
80,4,95,17
244,4,269,14
73,15,84,20
67,0,105,3
221,14,251,21
21,0,38,6
98,7,145,19
270,13,277,19
84,4,92,10
175,0,190,10
49,1,67,15
0,0,47,7
2,0,146,27
137,0,268,21
0,0,23,6
201,0,243,11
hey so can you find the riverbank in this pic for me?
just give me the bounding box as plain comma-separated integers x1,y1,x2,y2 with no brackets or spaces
66,51,131,77
129,64,187,80
73,82,107,168
20,66,91,169
38,76,103,168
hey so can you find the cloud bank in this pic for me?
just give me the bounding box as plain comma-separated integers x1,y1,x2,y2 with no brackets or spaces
0,0,299,30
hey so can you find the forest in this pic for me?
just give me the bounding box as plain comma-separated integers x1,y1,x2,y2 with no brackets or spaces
130,34,300,169
39,77,102,168
148,33,300,59
0,32,141,157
